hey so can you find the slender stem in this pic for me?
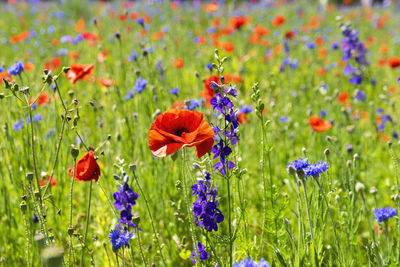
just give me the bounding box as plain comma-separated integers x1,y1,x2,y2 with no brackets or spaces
181,149,200,265
69,159,76,267
132,173,166,266
302,181,314,240
80,180,93,267
136,227,148,266
227,177,233,267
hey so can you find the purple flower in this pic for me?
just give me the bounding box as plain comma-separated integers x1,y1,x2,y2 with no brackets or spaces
343,64,357,76
133,77,148,93
13,119,24,131
354,90,366,101
113,182,139,229
190,242,210,264
169,87,180,95
109,227,134,250
374,207,397,223
7,61,24,76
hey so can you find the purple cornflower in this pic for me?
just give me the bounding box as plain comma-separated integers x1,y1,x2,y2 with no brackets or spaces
191,171,224,232
374,207,397,223
233,257,271,267
169,87,180,95
7,61,24,76
353,90,366,101
133,77,147,93
13,119,24,131
287,158,328,179
113,182,139,229
190,241,210,264
128,50,138,62
109,226,134,250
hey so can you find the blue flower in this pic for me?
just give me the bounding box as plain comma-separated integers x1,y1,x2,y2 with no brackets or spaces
13,119,24,131
191,171,224,232
113,182,139,229
133,78,148,93
233,257,271,267
287,158,328,178
354,90,366,102
137,18,145,26
306,42,315,49
125,91,134,100
169,87,180,95
72,34,83,45
128,50,138,62
374,207,397,223
279,116,289,123
206,63,213,71
0,66,4,72
188,99,200,110
109,227,134,250
240,105,253,114
190,242,210,264
7,61,24,76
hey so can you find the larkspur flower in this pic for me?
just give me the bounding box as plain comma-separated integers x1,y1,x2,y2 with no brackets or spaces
190,241,210,264
191,171,224,232
374,207,397,223
113,182,139,229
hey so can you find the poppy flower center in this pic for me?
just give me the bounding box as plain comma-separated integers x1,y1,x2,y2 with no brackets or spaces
174,127,189,137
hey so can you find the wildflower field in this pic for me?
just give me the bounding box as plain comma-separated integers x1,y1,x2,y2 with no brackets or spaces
1,0,400,266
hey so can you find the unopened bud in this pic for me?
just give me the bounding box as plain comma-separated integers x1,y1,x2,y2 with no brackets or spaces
370,186,377,195
355,182,365,192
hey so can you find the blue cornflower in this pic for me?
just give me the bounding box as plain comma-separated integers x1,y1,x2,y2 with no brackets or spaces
109,227,134,250
206,63,213,71
331,42,339,50
188,99,200,110
56,48,68,55
374,207,397,223
319,109,326,117
26,114,43,123
287,158,328,179
190,242,210,264
233,257,271,267
137,18,145,26
125,91,134,100
133,78,147,93
279,116,290,123
60,35,72,43
7,61,24,76
0,66,4,72
354,90,366,101
44,128,55,138
72,34,83,45
240,105,253,114
169,87,180,95
128,50,138,62
306,42,316,49
13,119,24,131
343,64,357,76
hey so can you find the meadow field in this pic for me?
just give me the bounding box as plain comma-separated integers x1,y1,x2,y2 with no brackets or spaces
0,0,400,266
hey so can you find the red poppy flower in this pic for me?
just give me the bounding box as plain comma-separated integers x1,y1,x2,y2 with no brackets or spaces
36,91,50,106
201,75,220,107
39,175,57,187
148,109,214,158
238,112,248,124
387,57,400,69
222,42,235,53
338,92,349,104
68,150,101,182
272,15,285,27
285,30,295,39
24,62,35,71
204,2,219,13
173,58,184,69
97,78,116,87
253,25,269,36
44,57,62,71
229,16,248,30
0,72,13,83
66,63,94,84
309,116,332,132
97,50,109,63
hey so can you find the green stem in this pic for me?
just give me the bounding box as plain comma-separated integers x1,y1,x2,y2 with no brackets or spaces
133,173,166,266
302,181,314,240
136,227,148,267
69,159,76,267
80,180,93,267
227,177,233,267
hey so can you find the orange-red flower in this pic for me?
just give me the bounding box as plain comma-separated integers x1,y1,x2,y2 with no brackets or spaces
39,175,57,187
272,15,285,27
66,63,94,84
24,62,35,71
387,57,400,69
204,2,219,13
338,92,349,104
222,42,235,53
10,30,29,44
0,72,13,83
44,57,62,71
36,91,50,106
173,58,184,69
148,109,214,158
97,78,116,87
69,150,101,182
309,116,332,132
253,25,269,36
229,16,248,30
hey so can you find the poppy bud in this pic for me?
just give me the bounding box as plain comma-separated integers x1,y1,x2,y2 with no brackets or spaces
20,86,29,95
129,163,137,173
115,32,121,39
287,165,296,177
70,145,79,159
20,201,27,213
113,174,121,180
296,168,306,180
324,148,330,157
26,172,34,182
62,67,70,74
